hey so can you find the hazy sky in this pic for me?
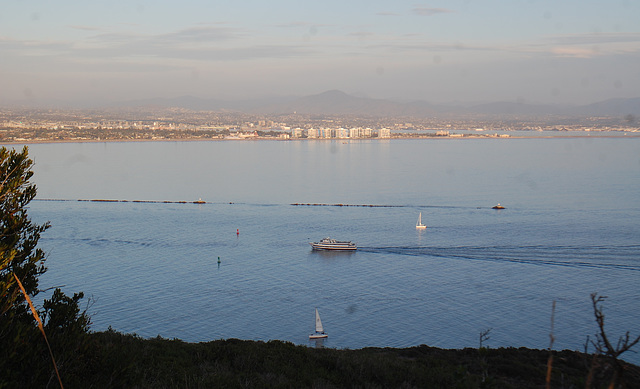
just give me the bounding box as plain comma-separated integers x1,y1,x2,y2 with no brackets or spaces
2,0,639,106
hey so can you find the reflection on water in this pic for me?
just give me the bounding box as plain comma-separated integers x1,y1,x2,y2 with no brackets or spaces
309,250,357,259
310,338,326,349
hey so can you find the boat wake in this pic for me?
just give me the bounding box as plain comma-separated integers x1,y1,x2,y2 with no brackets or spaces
358,244,640,272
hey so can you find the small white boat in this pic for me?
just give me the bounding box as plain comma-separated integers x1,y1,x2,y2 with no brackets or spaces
309,237,357,251
416,212,427,229
309,308,328,339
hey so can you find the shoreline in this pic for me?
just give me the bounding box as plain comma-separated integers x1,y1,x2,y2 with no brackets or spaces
2,133,638,145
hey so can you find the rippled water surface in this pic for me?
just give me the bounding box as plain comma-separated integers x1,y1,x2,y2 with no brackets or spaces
20,137,640,363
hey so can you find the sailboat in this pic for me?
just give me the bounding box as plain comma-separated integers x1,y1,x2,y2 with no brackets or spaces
309,308,328,339
416,212,427,229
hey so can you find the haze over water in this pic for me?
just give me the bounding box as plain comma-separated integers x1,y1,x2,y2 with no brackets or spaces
21,137,640,363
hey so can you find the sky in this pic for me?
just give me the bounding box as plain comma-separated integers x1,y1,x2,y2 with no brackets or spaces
2,0,640,106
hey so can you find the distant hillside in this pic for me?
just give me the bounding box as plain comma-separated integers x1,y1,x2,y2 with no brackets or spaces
115,95,298,112
569,97,640,117
465,101,565,116
250,90,439,116
115,91,640,118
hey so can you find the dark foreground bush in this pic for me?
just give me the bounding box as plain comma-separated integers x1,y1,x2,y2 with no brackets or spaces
34,329,638,388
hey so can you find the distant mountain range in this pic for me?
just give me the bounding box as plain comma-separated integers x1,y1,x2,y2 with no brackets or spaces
116,90,640,118
5,90,638,118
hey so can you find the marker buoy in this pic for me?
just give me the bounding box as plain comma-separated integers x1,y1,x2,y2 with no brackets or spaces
237,229,239,235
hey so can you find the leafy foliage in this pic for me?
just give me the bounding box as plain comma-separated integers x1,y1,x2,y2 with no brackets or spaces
43,289,90,335
0,146,90,388
0,146,49,317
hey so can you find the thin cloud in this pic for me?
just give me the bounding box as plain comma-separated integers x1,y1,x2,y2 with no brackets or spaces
546,32,640,46
276,22,312,28
89,26,240,46
350,32,375,39
532,32,640,58
2,23,318,64
68,25,102,32
62,59,186,73
158,26,241,45
200,45,315,61
374,31,640,59
86,37,314,62
0,37,73,55
371,41,497,53
412,7,453,16
549,47,600,58
275,22,332,31
89,32,140,44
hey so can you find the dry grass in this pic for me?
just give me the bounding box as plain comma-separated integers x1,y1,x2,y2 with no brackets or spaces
14,273,64,389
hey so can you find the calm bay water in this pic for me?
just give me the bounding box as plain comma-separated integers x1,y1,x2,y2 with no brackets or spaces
13,137,640,362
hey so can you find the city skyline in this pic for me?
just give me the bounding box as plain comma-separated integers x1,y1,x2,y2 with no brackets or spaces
2,1,640,107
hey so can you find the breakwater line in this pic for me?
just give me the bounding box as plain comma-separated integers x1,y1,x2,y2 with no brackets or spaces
291,203,403,208
35,199,477,209
80,199,208,204
36,198,210,204
38,200,413,207
290,203,469,208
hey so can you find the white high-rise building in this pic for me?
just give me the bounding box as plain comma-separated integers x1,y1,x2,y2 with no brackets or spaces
292,128,304,138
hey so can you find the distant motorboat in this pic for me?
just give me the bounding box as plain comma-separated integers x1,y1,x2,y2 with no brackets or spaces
492,203,505,209
309,308,328,339
416,212,427,229
309,237,357,251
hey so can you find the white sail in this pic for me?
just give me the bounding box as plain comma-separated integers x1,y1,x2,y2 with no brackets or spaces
416,212,426,229
310,307,328,339
315,308,324,333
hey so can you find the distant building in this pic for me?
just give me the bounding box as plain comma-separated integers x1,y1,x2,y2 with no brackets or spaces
318,128,332,138
292,128,304,138
348,127,374,138
379,128,391,138
306,128,317,138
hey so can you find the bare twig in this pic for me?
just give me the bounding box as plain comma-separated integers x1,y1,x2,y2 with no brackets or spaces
589,292,640,388
479,328,492,349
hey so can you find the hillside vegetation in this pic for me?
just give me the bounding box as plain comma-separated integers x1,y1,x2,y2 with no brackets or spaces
28,329,637,388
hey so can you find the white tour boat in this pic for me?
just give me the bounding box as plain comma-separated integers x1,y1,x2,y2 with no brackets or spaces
309,237,357,251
